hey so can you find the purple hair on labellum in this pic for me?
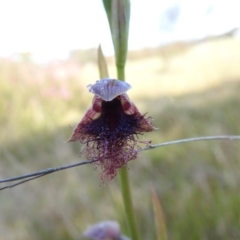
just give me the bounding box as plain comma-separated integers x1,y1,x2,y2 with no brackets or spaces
69,78,156,180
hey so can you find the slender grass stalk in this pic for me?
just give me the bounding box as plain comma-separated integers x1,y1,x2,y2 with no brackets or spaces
1,135,240,191
142,135,240,151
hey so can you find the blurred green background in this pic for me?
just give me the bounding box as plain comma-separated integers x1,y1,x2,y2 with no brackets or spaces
0,37,240,240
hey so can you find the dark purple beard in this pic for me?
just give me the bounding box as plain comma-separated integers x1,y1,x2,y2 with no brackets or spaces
84,98,142,137
80,98,144,180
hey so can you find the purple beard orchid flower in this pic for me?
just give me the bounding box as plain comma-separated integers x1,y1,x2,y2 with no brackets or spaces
68,78,156,180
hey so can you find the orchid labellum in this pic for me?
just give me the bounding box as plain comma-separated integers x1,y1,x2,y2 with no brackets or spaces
68,78,156,180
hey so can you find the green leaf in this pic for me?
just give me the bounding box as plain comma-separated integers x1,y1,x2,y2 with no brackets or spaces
111,0,130,68
102,0,112,30
97,44,109,78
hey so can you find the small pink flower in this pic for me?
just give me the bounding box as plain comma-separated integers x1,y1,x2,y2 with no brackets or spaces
68,78,156,180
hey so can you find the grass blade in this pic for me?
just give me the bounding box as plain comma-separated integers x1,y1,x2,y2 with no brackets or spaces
151,187,168,240
98,44,109,78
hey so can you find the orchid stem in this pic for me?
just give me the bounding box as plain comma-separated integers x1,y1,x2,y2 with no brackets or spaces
120,166,139,240
117,66,139,240
117,65,125,81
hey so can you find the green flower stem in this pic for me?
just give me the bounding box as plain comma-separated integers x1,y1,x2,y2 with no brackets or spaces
117,66,139,240
117,65,125,81
120,166,139,240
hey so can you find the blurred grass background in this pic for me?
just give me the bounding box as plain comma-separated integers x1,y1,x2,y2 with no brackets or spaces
0,36,240,240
